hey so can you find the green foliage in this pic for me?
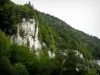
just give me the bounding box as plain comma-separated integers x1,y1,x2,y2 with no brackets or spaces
0,0,100,75
13,63,29,75
0,30,10,57
8,44,33,64
0,56,13,75
39,11,100,60
0,0,34,35
85,69,97,75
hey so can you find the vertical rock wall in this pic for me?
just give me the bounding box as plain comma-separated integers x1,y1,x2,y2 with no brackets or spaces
11,18,41,50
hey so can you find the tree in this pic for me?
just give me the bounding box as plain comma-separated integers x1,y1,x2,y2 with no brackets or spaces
0,30,10,57
13,63,29,75
0,56,13,75
8,44,33,64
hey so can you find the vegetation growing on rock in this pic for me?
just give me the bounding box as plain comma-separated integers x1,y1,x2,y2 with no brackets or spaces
0,0,100,75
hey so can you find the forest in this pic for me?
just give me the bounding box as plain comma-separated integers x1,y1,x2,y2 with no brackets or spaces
0,0,100,75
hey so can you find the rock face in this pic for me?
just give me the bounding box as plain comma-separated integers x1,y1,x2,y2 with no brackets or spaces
11,18,41,50
92,60,100,66
48,51,55,58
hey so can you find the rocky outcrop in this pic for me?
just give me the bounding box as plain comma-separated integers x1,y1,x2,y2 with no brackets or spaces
11,18,41,50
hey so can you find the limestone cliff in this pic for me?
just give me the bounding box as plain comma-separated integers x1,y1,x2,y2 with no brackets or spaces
11,18,41,50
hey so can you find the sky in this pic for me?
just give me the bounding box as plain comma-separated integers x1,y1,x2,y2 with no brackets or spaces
11,0,100,38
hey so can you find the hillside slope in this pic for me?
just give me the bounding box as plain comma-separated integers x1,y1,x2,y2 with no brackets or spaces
39,11,100,59
0,0,100,75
